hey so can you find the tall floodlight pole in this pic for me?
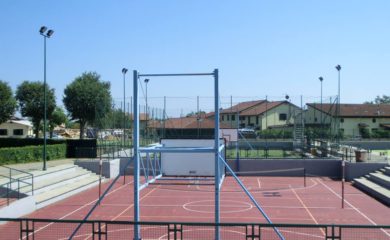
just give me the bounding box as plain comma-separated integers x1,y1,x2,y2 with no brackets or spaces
144,78,149,141
39,26,54,171
122,68,128,149
319,77,324,138
335,64,344,208
335,65,341,146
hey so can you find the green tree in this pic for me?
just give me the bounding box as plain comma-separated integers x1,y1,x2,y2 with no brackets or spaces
16,81,56,138
0,80,17,124
365,95,390,104
49,107,67,138
63,72,112,139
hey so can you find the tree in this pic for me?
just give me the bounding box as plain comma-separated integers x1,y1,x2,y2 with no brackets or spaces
186,111,206,117
0,80,17,124
365,95,390,104
63,72,112,139
49,107,67,138
16,81,56,138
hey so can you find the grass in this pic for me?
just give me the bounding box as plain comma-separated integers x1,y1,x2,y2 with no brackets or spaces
372,149,390,155
226,149,301,158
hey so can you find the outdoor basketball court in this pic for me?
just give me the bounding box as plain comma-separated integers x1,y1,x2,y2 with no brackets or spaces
1,174,389,239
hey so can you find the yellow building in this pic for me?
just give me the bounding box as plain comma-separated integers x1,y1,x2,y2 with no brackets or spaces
306,103,390,138
0,118,33,138
221,100,300,130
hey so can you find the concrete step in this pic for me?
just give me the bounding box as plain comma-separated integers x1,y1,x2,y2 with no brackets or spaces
353,177,390,206
383,167,390,177
34,175,107,209
369,172,390,189
0,164,76,186
19,169,93,195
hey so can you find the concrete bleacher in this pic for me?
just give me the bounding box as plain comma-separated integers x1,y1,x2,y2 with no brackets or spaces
353,166,390,206
0,163,107,218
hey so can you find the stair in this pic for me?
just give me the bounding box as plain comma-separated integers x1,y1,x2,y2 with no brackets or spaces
353,166,390,206
0,163,107,215
293,110,305,148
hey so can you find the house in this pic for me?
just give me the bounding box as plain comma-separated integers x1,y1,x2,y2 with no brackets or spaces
306,103,390,137
129,113,149,133
149,116,232,139
220,100,301,130
0,117,33,138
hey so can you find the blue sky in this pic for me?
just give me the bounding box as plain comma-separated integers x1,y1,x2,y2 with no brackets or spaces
1,1,389,116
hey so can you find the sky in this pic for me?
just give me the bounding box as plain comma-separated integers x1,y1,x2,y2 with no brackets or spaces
1,1,389,116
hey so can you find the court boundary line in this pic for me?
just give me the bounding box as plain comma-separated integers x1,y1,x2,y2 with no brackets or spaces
23,180,134,240
317,178,390,237
290,179,326,236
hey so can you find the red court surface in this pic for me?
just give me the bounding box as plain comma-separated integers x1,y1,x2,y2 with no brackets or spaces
1,176,389,239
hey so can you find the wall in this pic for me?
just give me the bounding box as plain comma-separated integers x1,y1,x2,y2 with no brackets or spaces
0,122,32,138
345,162,388,181
227,158,342,178
261,103,300,130
341,140,390,150
227,140,293,150
75,158,120,178
305,106,332,125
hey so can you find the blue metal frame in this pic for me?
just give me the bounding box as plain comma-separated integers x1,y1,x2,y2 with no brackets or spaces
219,153,285,240
132,69,220,240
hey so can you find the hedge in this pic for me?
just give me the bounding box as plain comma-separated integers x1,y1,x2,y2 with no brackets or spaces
0,138,66,148
0,144,66,165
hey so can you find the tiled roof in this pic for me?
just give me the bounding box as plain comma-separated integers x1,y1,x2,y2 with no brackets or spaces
240,101,286,116
307,103,390,117
149,117,232,129
221,100,266,113
129,113,149,121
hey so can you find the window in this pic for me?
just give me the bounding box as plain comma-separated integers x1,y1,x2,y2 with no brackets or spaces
13,129,23,136
314,117,318,122
239,116,246,121
0,129,7,136
231,115,235,121
227,115,230,121
372,118,376,123
279,113,287,121
222,115,224,121
256,116,259,125
340,118,344,123
248,117,251,124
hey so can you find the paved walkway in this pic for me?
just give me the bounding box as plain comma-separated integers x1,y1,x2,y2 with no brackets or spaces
0,159,76,178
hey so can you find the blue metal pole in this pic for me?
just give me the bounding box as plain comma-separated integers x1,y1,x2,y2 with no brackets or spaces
214,69,220,240
219,155,285,240
133,70,141,240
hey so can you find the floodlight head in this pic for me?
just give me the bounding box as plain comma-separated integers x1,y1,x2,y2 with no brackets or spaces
39,26,47,34
46,30,54,37
122,68,128,74
335,65,341,71
319,76,323,82
285,94,289,100
144,78,149,83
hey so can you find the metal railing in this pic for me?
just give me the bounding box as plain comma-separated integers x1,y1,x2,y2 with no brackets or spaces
0,166,34,206
0,218,389,240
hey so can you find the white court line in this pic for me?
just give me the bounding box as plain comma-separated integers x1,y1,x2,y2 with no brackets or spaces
257,177,261,189
290,181,326,236
23,180,134,239
81,185,159,240
317,179,390,237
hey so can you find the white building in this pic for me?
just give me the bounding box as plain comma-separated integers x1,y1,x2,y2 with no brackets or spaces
0,118,33,138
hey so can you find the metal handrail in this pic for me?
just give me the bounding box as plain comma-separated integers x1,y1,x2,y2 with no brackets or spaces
0,165,34,207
